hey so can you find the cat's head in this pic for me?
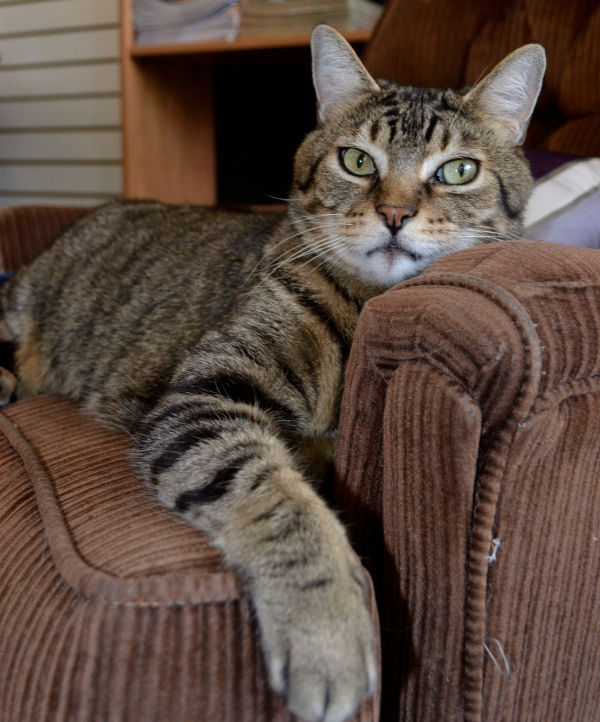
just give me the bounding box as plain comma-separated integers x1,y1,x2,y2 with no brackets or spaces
290,25,546,287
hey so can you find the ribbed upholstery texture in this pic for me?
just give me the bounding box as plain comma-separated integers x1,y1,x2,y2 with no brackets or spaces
0,205,91,272
0,397,380,722
363,0,600,155
333,240,600,721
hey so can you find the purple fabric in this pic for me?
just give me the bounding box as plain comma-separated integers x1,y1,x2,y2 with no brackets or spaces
531,189,600,249
525,148,580,180
523,149,600,250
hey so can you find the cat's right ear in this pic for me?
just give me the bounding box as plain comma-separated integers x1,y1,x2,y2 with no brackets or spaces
311,25,380,124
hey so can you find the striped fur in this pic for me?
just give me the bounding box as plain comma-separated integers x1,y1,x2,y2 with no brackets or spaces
0,27,545,722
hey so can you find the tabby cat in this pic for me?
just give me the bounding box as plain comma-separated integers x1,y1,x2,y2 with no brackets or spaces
0,26,545,722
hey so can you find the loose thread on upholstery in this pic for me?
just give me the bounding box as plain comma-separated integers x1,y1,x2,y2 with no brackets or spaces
487,538,502,563
484,638,511,677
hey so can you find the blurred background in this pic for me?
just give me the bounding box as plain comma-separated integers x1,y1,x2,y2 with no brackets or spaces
0,0,382,210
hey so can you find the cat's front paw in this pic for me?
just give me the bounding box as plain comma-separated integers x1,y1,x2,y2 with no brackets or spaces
256,557,377,722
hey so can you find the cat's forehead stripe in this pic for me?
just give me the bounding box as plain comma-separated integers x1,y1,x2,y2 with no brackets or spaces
343,90,464,162
440,126,451,151
424,115,439,142
369,119,380,142
380,91,400,107
362,85,463,151
347,119,381,148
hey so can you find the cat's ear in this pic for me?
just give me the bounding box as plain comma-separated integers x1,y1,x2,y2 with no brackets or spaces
465,44,546,145
311,24,380,124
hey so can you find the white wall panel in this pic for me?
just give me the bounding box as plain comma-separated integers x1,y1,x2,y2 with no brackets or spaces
0,130,122,160
1,63,121,98
0,163,122,194
0,0,119,35
0,0,122,208
0,98,121,129
0,28,119,67
0,194,107,206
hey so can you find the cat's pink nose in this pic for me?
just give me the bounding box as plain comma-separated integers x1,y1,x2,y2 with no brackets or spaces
376,204,416,233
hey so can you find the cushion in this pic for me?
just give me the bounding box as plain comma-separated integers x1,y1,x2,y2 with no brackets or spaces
523,151,600,248
363,0,600,155
0,396,380,722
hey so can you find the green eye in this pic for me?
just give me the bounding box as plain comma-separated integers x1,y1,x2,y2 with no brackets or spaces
340,148,376,177
436,158,478,185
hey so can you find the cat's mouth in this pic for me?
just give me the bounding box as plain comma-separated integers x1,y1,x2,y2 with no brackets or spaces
366,239,422,262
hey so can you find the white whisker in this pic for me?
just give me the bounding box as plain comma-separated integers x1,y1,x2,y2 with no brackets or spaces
244,220,353,283
253,232,346,289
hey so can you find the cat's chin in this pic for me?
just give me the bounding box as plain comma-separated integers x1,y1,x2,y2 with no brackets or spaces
348,245,434,288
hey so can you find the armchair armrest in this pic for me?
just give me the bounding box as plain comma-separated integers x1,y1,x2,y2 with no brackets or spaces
334,240,600,721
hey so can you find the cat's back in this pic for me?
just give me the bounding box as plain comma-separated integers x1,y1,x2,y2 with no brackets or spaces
25,199,277,299
9,199,278,324
1,200,280,422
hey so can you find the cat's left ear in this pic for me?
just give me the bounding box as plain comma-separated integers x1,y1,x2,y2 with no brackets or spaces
465,44,546,145
311,25,380,124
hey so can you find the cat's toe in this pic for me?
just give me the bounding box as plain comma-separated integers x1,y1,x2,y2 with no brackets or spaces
283,636,376,722
260,571,377,722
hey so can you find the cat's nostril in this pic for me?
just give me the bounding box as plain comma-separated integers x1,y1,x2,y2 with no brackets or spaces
376,204,417,233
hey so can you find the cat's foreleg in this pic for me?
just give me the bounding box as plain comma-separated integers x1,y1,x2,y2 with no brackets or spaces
135,394,377,722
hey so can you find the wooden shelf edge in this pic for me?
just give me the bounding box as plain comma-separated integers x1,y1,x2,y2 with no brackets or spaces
130,28,372,57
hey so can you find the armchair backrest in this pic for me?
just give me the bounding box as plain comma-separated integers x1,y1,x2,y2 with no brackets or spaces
363,0,600,155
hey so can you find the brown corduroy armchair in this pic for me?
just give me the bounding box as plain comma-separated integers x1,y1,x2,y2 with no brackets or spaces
1,1,600,721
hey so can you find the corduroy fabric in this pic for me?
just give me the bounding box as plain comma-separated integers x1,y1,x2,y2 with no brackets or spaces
363,0,600,155
334,240,600,721
0,397,380,722
0,206,91,272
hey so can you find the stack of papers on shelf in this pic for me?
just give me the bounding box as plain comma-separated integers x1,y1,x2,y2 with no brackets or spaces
133,0,241,45
239,0,382,36
347,0,383,29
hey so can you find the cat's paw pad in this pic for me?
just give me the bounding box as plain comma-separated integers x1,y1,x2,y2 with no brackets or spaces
259,566,377,722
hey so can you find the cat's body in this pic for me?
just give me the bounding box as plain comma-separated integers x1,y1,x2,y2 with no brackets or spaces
4,204,281,427
0,27,545,722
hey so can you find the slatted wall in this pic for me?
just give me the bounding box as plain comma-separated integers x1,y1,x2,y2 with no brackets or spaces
0,0,123,208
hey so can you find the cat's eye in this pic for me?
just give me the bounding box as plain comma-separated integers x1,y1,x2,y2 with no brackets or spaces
435,158,478,185
340,148,377,177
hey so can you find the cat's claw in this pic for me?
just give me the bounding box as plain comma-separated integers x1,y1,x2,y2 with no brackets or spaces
280,637,377,722
257,560,377,722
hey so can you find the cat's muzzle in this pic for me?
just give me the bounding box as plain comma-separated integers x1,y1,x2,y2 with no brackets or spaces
367,238,422,262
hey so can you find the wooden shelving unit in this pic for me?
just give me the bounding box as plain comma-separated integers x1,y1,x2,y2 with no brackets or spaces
120,1,372,205
129,28,371,56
